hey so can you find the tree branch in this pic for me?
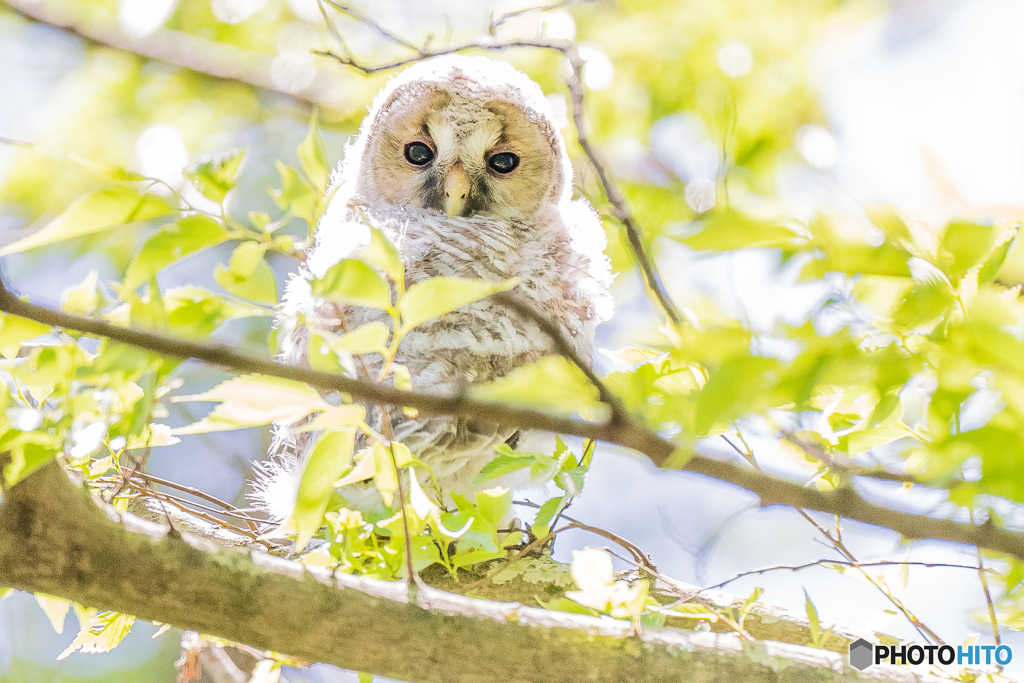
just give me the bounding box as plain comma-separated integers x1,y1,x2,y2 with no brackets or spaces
1,0,352,111
0,461,942,682
5,281,1024,564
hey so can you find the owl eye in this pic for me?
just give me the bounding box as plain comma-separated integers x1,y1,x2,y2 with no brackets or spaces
488,152,520,174
404,142,435,166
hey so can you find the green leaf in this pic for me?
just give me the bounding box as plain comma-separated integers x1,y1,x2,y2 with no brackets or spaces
0,313,51,359
361,228,404,283
68,153,147,182
694,356,779,436
556,465,587,496
60,270,100,316
184,149,247,204
799,215,912,279
269,162,316,223
124,215,230,291
470,356,602,415
372,442,399,507
291,405,366,433
316,322,390,356
804,589,822,647
128,279,168,332
161,286,270,339
58,612,135,660
399,276,518,332
864,206,912,244
979,225,1018,284
891,259,955,332
676,209,803,251
298,110,330,192
475,486,512,528
937,220,998,283
214,242,278,305
1,434,60,487
171,375,331,434
312,259,391,310
475,447,543,486
531,494,568,538
294,429,355,551
0,188,173,257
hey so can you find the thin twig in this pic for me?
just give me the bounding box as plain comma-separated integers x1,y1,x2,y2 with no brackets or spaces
704,559,991,591
972,510,1002,651
489,0,595,34
513,499,656,570
122,471,262,530
783,434,932,486
320,0,420,52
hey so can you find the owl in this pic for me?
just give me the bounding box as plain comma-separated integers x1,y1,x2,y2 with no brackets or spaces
252,55,613,522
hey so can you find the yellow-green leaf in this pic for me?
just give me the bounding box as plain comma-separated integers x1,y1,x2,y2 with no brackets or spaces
318,322,389,356
334,451,377,487
68,153,147,182
312,259,391,310
399,276,518,332
124,216,230,291
185,149,247,204
214,243,278,305
0,188,173,257
362,228,404,283
60,270,100,316
34,593,71,634
469,356,601,415
58,612,135,660
372,442,398,507
294,429,355,551
0,313,52,359
269,162,316,223
298,111,330,192
171,375,330,434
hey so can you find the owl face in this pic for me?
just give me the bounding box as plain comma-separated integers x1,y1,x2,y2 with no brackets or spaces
360,82,564,223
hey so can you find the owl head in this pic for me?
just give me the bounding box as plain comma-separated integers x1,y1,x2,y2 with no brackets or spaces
336,55,574,223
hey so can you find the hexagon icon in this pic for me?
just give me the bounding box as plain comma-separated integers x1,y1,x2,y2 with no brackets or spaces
849,638,874,671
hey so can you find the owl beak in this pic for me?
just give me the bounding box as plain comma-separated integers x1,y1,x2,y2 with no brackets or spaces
443,163,470,217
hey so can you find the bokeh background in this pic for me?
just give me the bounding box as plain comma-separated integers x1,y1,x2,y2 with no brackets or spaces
3,0,1024,680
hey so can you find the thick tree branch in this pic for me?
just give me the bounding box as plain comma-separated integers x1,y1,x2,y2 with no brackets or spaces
5,282,1024,564
0,462,940,682
2,0,351,111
